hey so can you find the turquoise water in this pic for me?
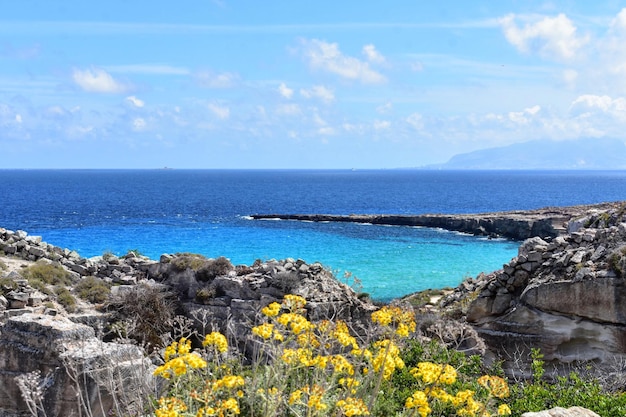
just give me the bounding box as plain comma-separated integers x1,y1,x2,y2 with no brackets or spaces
2,169,624,300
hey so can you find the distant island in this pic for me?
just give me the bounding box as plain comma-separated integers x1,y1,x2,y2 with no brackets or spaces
428,137,626,170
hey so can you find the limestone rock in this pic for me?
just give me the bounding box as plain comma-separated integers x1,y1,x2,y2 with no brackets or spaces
521,407,600,417
456,203,626,376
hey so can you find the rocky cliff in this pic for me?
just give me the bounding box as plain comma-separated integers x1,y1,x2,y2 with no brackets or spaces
441,203,626,375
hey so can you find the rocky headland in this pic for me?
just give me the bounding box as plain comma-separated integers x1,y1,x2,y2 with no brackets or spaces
1,201,625,416
251,202,621,240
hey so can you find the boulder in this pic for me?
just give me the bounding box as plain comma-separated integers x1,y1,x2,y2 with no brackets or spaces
522,407,600,417
0,313,154,417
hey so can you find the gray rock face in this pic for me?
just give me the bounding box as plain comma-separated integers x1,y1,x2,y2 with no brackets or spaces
456,204,626,374
149,256,377,357
0,313,153,417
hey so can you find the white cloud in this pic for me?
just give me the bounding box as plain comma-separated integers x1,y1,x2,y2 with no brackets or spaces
499,13,588,60
376,102,392,114
276,104,301,115
569,94,626,118
72,68,130,93
208,103,230,119
126,95,145,108
132,117,146,131
105,64,190,75
362,44,386,64
318,126,336,135
278,82,294,99
373,120,390,130
300,85,334,103
194,71,239,88
406,113,424,130
15,114,22,123
508,105,541,124
300,38,386,84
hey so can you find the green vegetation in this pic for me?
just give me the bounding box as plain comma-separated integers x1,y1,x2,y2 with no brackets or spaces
75,276,111,304
20,260,73,286
0,259,7,271
147,296,626,417
196,256,233,281
171,253,209,272
0,276,18,293
609,245,626,278
126,248,143,257
54,286,77,313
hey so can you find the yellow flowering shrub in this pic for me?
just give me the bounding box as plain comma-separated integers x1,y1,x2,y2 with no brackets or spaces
152,294,513,417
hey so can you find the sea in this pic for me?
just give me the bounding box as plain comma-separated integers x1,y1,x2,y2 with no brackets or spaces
1,169,625,301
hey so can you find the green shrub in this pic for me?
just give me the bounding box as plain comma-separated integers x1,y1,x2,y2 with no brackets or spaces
196,256,233,281
55,286,77,313
0,276,18,293
125,249,143,257
0,259,7,271
508,349,626,416
28,278,54,296
609,245,626,278
21,261,73,285
171,253,208,272
75,276,111,304
195,286,216,303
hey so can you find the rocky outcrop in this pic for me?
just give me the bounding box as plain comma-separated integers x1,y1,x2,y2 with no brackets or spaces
1,228,377,415
148,256,377,355
522,407,601,417
0,313,152,417
252,203,623,240
0,228,153,286
447,204,626,374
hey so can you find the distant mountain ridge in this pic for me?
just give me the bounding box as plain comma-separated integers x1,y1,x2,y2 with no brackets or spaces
433,138,626,170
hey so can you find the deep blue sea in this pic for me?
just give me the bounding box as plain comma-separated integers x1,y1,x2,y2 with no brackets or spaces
1,169,625,301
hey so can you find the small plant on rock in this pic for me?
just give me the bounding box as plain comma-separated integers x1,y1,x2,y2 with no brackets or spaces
196,257,233,281
75,276,111,304
55,286,77,313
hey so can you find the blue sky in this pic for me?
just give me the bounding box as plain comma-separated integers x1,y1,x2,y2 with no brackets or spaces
2,1,626,168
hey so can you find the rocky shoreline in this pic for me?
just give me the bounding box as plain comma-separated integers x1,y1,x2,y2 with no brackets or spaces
1,201,626,416
251,202,623,240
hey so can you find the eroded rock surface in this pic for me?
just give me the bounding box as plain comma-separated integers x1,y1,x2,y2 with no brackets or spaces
446,204,626,374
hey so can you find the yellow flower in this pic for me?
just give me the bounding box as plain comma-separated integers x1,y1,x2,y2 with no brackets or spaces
498,404,512,416
155,397,187,417
371,307,393,326
371,305,416,337
220,397,240,414
153,352,207,379
372,339,404,380
339,377,360,394
305,384,327,411
283,294,306,311
336,397,370,416
288,389,303,405
202,331,228,353
297,330,320,348
411,362,457,385
330,354,355,376
477,375,510,398
252,323,274,340
405,391,431,417
261,301,281,317
277,313,314,335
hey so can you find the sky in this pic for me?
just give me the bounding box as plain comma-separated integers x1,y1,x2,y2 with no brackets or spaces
3,1,626,169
